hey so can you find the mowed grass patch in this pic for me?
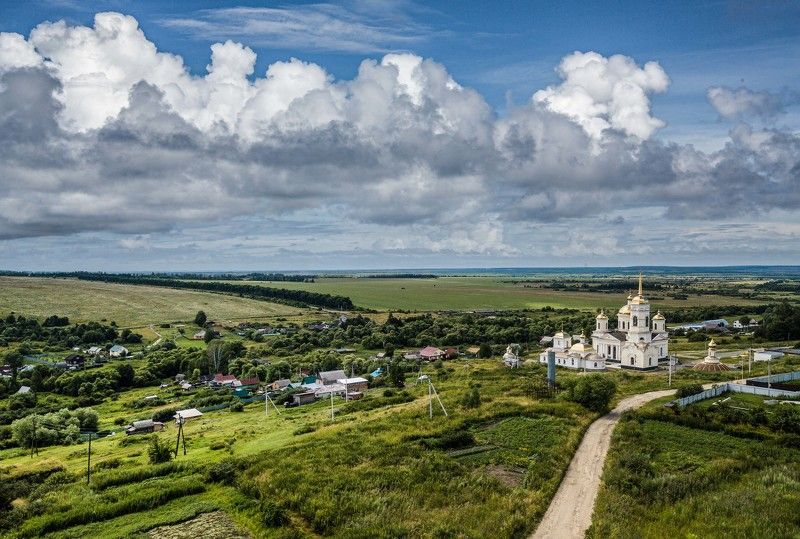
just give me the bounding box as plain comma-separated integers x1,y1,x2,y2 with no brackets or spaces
222,276,761,311
0,277,301,327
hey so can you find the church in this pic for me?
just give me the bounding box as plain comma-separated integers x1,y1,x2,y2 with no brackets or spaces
540,274,669,370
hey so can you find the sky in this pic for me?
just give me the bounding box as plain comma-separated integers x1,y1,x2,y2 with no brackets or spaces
0,0,798,271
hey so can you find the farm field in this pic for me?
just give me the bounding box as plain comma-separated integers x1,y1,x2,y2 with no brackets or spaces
214,277,763,312
0,277,300,327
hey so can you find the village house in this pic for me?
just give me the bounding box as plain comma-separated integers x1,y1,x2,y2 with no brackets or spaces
465,346,481,358
109,344,128,357
317,369,347,385
733,319,760,329
271,378,292,391
192,330,206,340
419,346,445,361
336,376,369,393
125,419,164,435
87,346,104,356
212,374,238,387
65,354,85,370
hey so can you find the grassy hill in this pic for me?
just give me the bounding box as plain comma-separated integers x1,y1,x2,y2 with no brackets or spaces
0,277,301,327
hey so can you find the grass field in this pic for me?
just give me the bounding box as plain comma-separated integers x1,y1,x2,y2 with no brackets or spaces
217,277,762,312
0,277,301,327
589,418,800,539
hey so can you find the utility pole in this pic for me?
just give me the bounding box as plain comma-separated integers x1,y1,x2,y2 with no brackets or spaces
330,390,334,420
668,355,673,387
86,432,93,484
30,416,36,458
175,416,186,457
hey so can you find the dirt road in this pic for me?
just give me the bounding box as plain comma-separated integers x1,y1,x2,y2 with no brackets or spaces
531,389,676,539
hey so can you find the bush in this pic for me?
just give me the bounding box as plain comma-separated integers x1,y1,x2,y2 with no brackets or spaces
230,401,244,412
206,458,238,485
460,388,481,408
152,408,179,423
676,384,704,399
147,435,173,464
261,499,288,527
570,374,617,413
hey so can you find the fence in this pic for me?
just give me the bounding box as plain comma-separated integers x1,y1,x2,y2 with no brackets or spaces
672,382,800,408
747,370,800,385
197,394,266,413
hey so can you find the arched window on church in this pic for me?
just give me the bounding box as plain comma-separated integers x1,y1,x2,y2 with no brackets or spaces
633,316,638,326
646,316,649,327
630,357,634,365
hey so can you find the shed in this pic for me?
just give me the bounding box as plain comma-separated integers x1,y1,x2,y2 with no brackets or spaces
174,408,203,423
16,385,31,395
125,419,164,435
292,392,317,405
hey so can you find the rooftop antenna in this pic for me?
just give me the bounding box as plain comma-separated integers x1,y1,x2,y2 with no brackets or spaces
417,374,447,418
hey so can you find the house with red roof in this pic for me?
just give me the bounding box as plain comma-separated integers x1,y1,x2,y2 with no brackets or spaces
419,346,445,361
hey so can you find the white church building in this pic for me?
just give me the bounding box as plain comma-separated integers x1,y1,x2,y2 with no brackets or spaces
540,275,669,371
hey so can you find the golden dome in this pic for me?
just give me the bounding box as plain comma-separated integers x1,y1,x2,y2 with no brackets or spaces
618,304,630,314
708,339,717,347
569,342,592,354
653,311,665,320
596,310,608,319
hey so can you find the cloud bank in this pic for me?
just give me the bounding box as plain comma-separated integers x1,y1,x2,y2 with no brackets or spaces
0,12,798,258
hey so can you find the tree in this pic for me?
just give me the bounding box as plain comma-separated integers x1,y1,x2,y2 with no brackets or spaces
570,374,617,413
4,350,23,386
207,341,225,373
387,361,405,388
148,435,173,464
478,343,492,359
194,310,207,327
115,363,135,388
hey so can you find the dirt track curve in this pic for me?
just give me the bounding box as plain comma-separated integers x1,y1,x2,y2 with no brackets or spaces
531,389,676,539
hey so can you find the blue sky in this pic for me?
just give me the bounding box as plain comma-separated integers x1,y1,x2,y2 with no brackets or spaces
0,0,798,270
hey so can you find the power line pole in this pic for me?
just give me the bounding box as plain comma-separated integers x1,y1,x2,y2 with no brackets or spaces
86,432,93,484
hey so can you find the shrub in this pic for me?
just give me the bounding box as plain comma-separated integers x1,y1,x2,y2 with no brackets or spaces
460,388,481,408
147,435,173,464
93,458,121,470
230,401,244,412
261,499,288,527
675,384,704,399
570,374,617,413
206,458,238,485
152,407,179,423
